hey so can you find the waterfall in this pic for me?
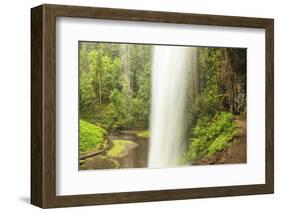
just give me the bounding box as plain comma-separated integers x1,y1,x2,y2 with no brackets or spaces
148,46,198,168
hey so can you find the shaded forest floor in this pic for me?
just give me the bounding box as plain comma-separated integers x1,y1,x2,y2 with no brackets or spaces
194,117,246,165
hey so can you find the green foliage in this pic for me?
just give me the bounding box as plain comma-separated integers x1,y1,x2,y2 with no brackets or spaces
192,88,220,117
79,71,96,119
199,48,222,91
107,140,136,158
207,134,235,156
97,88,133,130
79,42,152,131
79,120,107,153
184,112,237,162
191,48,223,117
134,63,152,128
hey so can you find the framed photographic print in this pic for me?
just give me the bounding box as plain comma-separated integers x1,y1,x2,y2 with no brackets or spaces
31,4,274,208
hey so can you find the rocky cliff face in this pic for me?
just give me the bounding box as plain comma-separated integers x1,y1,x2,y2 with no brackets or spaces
219,48,247,116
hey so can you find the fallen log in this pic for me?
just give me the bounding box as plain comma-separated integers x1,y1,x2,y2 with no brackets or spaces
80,150,106,160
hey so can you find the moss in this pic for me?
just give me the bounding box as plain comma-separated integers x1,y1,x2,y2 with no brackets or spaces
207,133,234,156
120,130,150,138
107,140,137,158
136,130,149,138
80,120,107,153
183,112,237,163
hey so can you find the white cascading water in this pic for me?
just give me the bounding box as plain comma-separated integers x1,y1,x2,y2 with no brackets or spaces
148,46,197,168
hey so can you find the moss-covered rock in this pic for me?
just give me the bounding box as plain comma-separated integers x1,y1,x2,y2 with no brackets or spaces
80,120,107,153
107,140,138,158
80,155,120,170
136,130,149,138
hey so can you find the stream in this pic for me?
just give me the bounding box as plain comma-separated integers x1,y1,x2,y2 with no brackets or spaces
107,132,149,168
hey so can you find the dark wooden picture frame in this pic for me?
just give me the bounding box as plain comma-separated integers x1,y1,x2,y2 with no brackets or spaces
31,4,274,208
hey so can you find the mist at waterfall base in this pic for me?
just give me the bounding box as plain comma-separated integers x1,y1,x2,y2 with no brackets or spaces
148,46,198,168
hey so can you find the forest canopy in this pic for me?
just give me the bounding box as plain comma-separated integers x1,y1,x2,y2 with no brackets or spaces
79,42,152,131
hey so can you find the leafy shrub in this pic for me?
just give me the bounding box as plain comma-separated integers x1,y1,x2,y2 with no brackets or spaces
191,48,223,118
192,87,220,118
80,120,107,153
184,112,237,162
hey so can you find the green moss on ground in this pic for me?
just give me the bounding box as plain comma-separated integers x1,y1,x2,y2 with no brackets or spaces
136,130,149,138
183,112,237,163
107,140,137,158
80,120,107,153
